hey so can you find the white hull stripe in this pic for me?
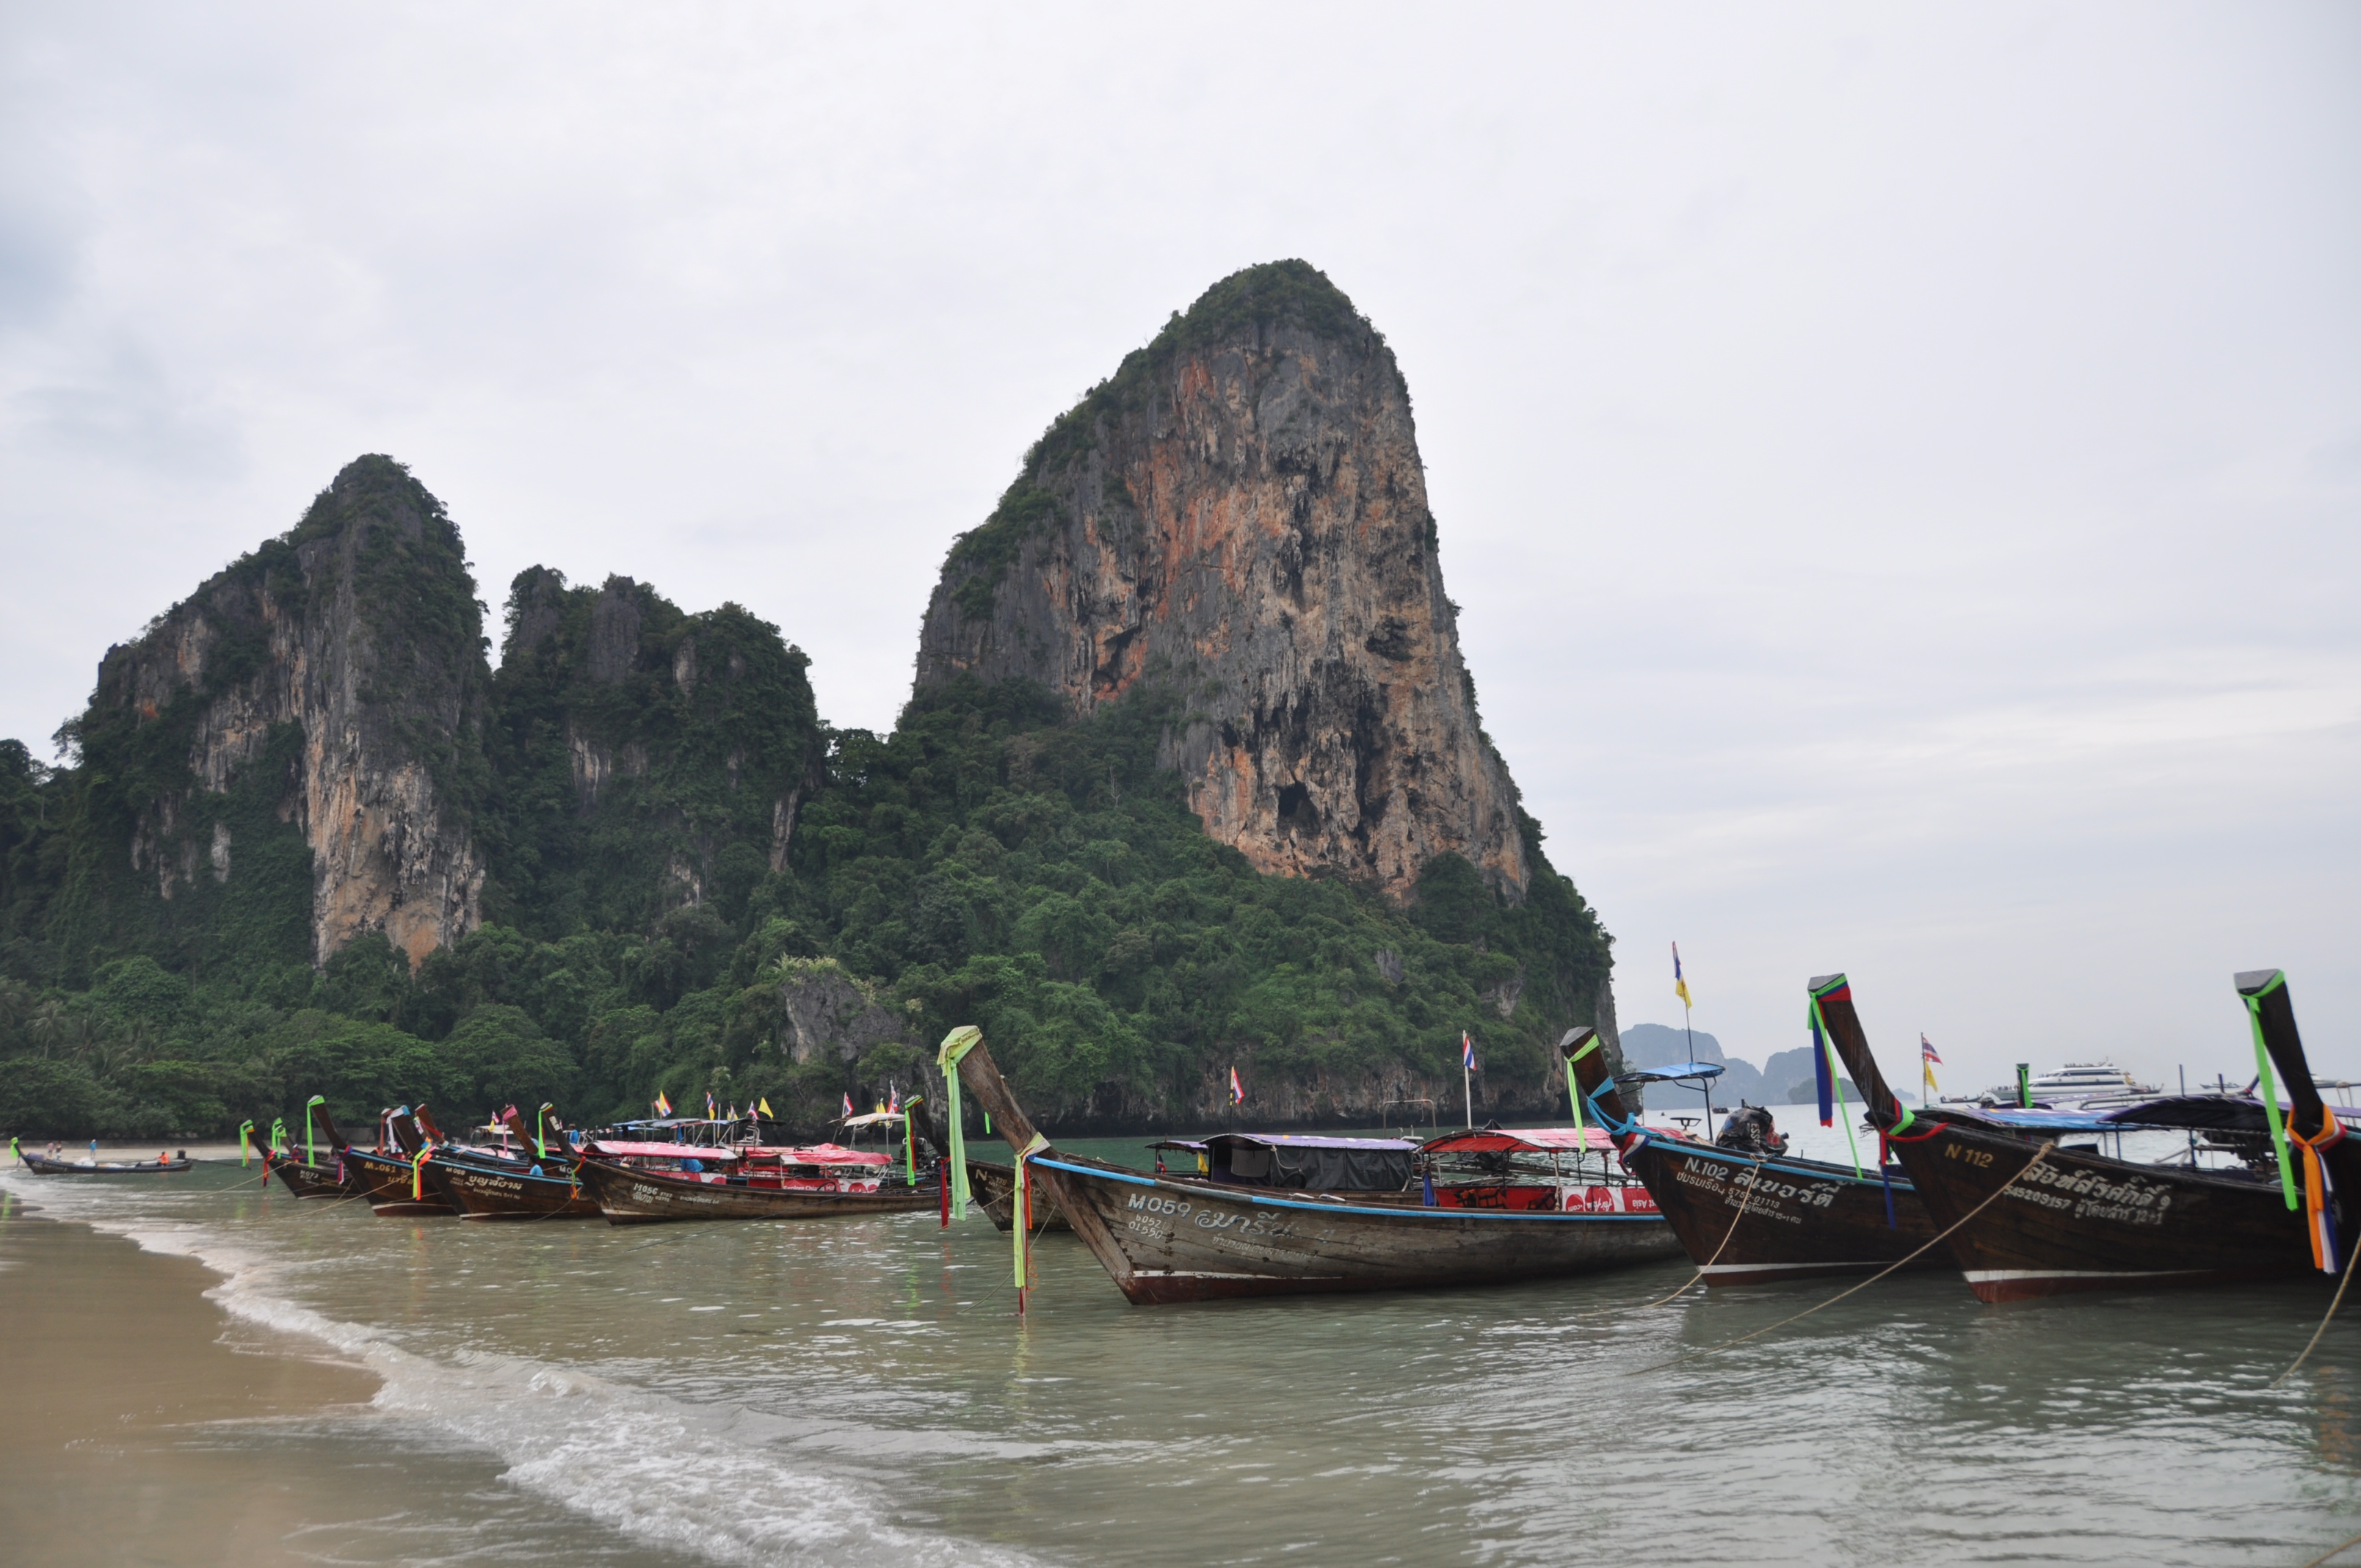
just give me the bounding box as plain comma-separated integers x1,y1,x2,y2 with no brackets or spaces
1963,1268,2202,1283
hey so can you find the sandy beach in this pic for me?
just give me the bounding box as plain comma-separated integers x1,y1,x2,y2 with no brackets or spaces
0,1189,382,1567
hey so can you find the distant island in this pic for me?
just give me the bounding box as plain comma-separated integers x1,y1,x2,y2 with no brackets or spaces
1617,1023,1877,1106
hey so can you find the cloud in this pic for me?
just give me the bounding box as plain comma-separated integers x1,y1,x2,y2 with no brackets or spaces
1,1,2355,1086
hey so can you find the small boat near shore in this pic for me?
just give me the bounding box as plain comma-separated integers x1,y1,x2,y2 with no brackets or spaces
1564,1026,1946,1286
943,1027,1683,1304
1817,968,2361,1302
18,1150,192,1175
573,1140,942,1224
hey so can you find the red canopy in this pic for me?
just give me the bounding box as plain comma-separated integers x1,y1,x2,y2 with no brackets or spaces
1423,1127,1617,1155
747,1144,894,1166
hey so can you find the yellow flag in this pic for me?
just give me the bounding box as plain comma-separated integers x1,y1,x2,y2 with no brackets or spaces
1673,942,1694,1010
758,1098,773,1117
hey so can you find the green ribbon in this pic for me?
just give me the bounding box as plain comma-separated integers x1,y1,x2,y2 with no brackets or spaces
270,1118,287,1155
936,1027,982,1220
1807,992,1867,1175
904,1096,923,1184
239,1120,253,1167
536,1103,553,1161
1566,1036,1599,1133
2245,976,2299,1210
1014,1131,1049,1291
303,1095,325,1168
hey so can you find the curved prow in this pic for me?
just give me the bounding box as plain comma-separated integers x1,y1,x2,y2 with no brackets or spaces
1808,973,1908,1133
1560,1027,1636,1130
315,1106,350,1152
2240,970,2327,1139
413,1105,448,1146
951,1037,1051,1158
500,1104,537,1154
389,1111,427,1157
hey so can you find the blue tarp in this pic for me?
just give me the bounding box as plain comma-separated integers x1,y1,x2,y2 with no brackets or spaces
1617,1062,1726,1084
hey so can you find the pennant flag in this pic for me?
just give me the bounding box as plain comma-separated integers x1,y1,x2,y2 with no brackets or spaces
1228,1066,1244,1106
1673,943,1694,1011
1921,1034,1942,1097
706,1092,717,1120
654,1090,672,1117
842,1092,855,1119
1462,1031,1476,1071
758,1097,773,1118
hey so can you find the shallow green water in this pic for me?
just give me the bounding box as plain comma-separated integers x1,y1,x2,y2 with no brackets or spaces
7,1122,2361,1567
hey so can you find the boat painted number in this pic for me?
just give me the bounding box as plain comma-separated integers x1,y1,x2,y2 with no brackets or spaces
1128,1194,1192,1216
1946,1145,1996,1169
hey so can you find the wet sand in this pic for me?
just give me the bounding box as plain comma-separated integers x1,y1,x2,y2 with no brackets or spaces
0,1194,381,1567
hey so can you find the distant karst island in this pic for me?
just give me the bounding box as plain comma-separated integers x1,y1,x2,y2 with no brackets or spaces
0,261,1622,1140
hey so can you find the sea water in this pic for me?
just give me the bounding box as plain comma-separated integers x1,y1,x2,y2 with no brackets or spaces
4,1108,2358,1567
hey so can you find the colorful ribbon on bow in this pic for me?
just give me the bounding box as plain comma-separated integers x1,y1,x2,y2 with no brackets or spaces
937,1027,980,1222
2296,1117,2345,1274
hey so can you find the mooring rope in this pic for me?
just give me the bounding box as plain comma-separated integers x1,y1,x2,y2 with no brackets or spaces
2300,1527,2361,1568
2273,1235,2361,1390
1560,1156,1767,1321
1625,1141,2056,1376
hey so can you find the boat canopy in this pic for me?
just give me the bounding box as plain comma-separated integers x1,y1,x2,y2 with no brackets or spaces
839,1111,907,1129
1146,1138,1209,1153
1203,1132,1415,1192
747,1143,893,1166
1617,1062,1726,1084
1422,1128,1617,1155
584,1140,743,1161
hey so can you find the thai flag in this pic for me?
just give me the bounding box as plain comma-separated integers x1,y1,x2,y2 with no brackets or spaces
653,1091,672,1117
888,1086,901,1114
1228,1067,1244,1106
1463,1032,1475,1070
1921,1035,1942,1065
841,1092,855,1118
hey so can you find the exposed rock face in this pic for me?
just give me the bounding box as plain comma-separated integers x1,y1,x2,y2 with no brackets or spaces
90,455,488,965
770,959,909,1066
487,568,823,933
915,261,1528,902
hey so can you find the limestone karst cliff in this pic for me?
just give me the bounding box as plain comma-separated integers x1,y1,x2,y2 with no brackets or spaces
916,261,1529,904
484,567,824,936
52,456,490,975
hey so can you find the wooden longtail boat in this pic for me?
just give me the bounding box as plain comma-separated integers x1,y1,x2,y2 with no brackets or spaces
422,1150,603,1219
946,1030,1683,1304
1562,1026,1946,1286
1816,969,2361,1302
342,1108,458,1216
258,1144,358,1199
258,1104,362,1199
573,1141,942,1225
968,1159,1071,1232
19,1152,192,1175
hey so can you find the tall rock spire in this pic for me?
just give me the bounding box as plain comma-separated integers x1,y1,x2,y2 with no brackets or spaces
63,455,488,970
915,261,1530,901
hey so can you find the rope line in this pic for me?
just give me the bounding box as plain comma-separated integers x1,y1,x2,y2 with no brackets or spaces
2300,1527,2361,1568
1625,1141,2056,1377
2274,1231,2361,1390
1562,1158,1766,1321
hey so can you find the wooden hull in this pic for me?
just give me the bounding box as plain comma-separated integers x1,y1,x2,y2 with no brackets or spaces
18,1154,192,1175
1023,1153,1686,1304
341,1146,458,1216
1622,1134,1947,1287
260,1148,359,1199
1890,1118,2349,1302
574,1157,941,1225
427,1154,601,1219
967,1160,1071,1232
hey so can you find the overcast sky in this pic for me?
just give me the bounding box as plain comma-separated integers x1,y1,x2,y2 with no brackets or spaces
4,4,2355,1092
